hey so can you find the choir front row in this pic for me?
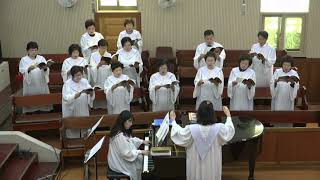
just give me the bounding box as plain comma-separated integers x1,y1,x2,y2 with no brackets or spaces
19,40,300,118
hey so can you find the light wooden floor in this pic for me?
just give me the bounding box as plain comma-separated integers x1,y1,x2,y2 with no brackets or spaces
55,161,320,180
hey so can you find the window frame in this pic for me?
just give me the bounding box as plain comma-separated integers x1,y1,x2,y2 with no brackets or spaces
260,13,307,57
97,0,138,12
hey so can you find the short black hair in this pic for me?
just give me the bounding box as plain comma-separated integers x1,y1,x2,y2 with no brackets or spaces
98,39,108,47
70,66,84,77
239,54,253,66
157,59,168,68
204,29,214,37
26,41,38,50
85,19,95,29
258,31,269,40
68,44,82,56
110,110,134,138
204,51,217,61
121,37,133,47
281,55,294,66
197,101,218,125
111,61,124,71
124,19,135,27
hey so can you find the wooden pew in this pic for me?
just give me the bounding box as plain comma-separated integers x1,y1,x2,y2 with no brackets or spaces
48,72,63,93
177,86,308,110
11,93,62,132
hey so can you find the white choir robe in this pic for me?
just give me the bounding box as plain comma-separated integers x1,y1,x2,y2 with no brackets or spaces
193,42,226,69
108,132,144,180
149,72,180,112
116,48,143,87
104,74,134,114
227,67,256,111
117,30,143,53
62,78,95,138
61,57,88,82
80,32,104,61
250,43,276,87
170,117,235,180
193,66,224,110
270,68,300,111
90,51,112,109
19,55,52,113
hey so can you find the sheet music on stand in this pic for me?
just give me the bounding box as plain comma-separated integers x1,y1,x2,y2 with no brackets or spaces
86,116,104,138
155,112,170,146
84,136,105,164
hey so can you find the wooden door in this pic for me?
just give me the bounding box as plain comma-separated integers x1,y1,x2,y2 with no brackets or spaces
95,12,141,52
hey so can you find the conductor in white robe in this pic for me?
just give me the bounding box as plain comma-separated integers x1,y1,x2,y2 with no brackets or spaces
193,30,226,69
249,31,276,87
228,55,256,111
270,55,300,111
193,52,224,110
108,110,150,180
19,41,52,113
104,62,135,114
117,19,143,53
80,19,104,62
61,44,89,82
170,102,235,180
149,59,180,112
62,66,95,138
115,37,143,88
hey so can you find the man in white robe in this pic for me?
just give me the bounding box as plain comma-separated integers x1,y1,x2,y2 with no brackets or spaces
117,19,143,53
62,66,95,138
193,52,224,110
104,62,134,114
149,60,180,112
80,19,104,62
270,56,299,111
193,30,226,69
61,44,89,82
249,31,276,87
19,41,52,113
116,37,143,88
170,105,235,180
228,55,256,111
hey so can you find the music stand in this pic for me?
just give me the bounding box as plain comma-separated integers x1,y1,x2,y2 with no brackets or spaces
84,136,105,180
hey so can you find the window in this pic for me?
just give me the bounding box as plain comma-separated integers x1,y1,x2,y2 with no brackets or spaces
261,0,309,55
261,0,309,13
97,0,138,12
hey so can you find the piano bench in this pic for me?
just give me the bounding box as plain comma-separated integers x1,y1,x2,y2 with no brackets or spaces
107,167,130,180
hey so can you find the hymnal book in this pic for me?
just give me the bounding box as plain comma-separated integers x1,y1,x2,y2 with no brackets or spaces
82,86,101,94
150,147,172,156
208,77,222,84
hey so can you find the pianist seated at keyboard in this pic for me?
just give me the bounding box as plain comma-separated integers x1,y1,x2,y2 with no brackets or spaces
170,101,235,180
108,110,150,180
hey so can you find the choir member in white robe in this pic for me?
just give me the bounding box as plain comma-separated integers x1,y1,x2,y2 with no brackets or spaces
117,19,143,53
62,66,95,138
228,55,256,111
270,56,300,111
108,110,150,180
170,103,235,180
19,41,52,113
61,44,89,82
193,30,226,69
80,19,104,61
89,39,112,109
193,52,224,110
149,60,180,112
115,37,143,87
104,62,135,114
249,31,276,87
